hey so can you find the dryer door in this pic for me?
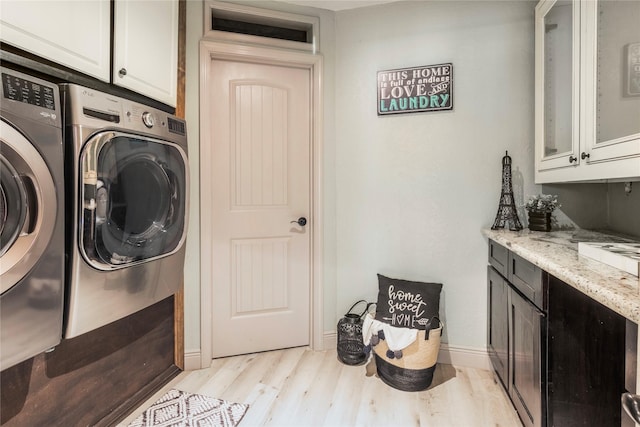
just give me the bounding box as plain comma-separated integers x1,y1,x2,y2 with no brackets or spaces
80,131,187,270
0,119,57,293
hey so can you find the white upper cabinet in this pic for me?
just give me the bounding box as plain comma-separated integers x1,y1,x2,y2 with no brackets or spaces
0,0,178,107
0,1,111,81
113,0,179,107
535,0,640,183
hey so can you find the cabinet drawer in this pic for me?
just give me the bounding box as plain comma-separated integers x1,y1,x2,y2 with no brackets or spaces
489,239,509,277
509,252,544,309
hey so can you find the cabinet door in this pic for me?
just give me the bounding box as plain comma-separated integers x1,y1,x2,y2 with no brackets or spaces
510,289,544,427
548,274,625,427
113,0,178,106
488,266,509,388
581,0,640,164
535,0,581,172
0,1,110,81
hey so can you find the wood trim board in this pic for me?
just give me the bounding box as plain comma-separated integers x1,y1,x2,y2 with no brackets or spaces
173,0,187,371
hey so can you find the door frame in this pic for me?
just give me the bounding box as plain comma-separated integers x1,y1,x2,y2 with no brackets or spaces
199,40,324,367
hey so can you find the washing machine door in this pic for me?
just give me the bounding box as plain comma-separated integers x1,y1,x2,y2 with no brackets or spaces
80,131,187,270
0,119,57,293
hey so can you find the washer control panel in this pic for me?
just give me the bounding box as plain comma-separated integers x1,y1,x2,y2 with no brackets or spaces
1,72,56,110
62,84,186,141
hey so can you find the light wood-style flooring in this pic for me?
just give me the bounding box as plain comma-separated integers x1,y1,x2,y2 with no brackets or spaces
119,347,523,426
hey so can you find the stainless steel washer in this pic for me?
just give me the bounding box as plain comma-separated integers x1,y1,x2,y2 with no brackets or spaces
0,67,64,371
61,84,188,339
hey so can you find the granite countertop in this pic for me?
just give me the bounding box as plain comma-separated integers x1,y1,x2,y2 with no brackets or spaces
482,228,640,324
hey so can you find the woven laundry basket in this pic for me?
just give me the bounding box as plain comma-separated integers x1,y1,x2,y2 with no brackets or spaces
373,321,443,392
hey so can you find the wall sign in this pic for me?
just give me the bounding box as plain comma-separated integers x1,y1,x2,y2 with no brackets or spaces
626,42,640,97
377,63,453,116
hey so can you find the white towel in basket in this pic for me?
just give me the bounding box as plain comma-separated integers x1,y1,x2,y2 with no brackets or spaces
362,313,417,352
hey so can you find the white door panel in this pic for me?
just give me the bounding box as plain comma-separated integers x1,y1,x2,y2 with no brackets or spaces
209,59,311,358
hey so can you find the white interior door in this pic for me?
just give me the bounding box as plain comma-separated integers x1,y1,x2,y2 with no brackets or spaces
208,58,311,358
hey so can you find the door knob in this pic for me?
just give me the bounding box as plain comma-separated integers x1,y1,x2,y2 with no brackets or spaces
581,152,590,160
569,155,578,164
290,217,307,226
118,68,127,77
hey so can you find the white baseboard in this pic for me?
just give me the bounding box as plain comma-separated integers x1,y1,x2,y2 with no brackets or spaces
184,350,202,371
323,331,490,370
436,343,491,370
322,331,337,351
189,334,491,372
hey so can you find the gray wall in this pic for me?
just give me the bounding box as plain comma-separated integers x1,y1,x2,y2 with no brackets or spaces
608,183,640,238
543,182,640,238
334,0,537,349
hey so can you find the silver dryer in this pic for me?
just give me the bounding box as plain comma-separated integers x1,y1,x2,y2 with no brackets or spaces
61,84,188,338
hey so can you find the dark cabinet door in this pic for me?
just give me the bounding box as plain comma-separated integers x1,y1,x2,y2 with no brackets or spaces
510,288,544,427
548,274,625,427
488,266,509,387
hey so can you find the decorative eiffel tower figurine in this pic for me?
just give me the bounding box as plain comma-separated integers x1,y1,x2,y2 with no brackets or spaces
491,151,523,231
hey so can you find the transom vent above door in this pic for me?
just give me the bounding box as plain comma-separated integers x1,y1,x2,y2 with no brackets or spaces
205,1,319,52
212,17,311,43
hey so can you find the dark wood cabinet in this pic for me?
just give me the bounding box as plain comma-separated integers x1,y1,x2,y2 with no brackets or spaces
547,274,625,427
488,238,628,427
488,266,509,388
510,288,544,427
487,240,545,427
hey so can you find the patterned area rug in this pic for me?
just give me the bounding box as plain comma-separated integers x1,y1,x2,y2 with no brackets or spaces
129,389,249,427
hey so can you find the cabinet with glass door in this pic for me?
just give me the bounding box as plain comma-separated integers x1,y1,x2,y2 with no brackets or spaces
535,0,640,183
